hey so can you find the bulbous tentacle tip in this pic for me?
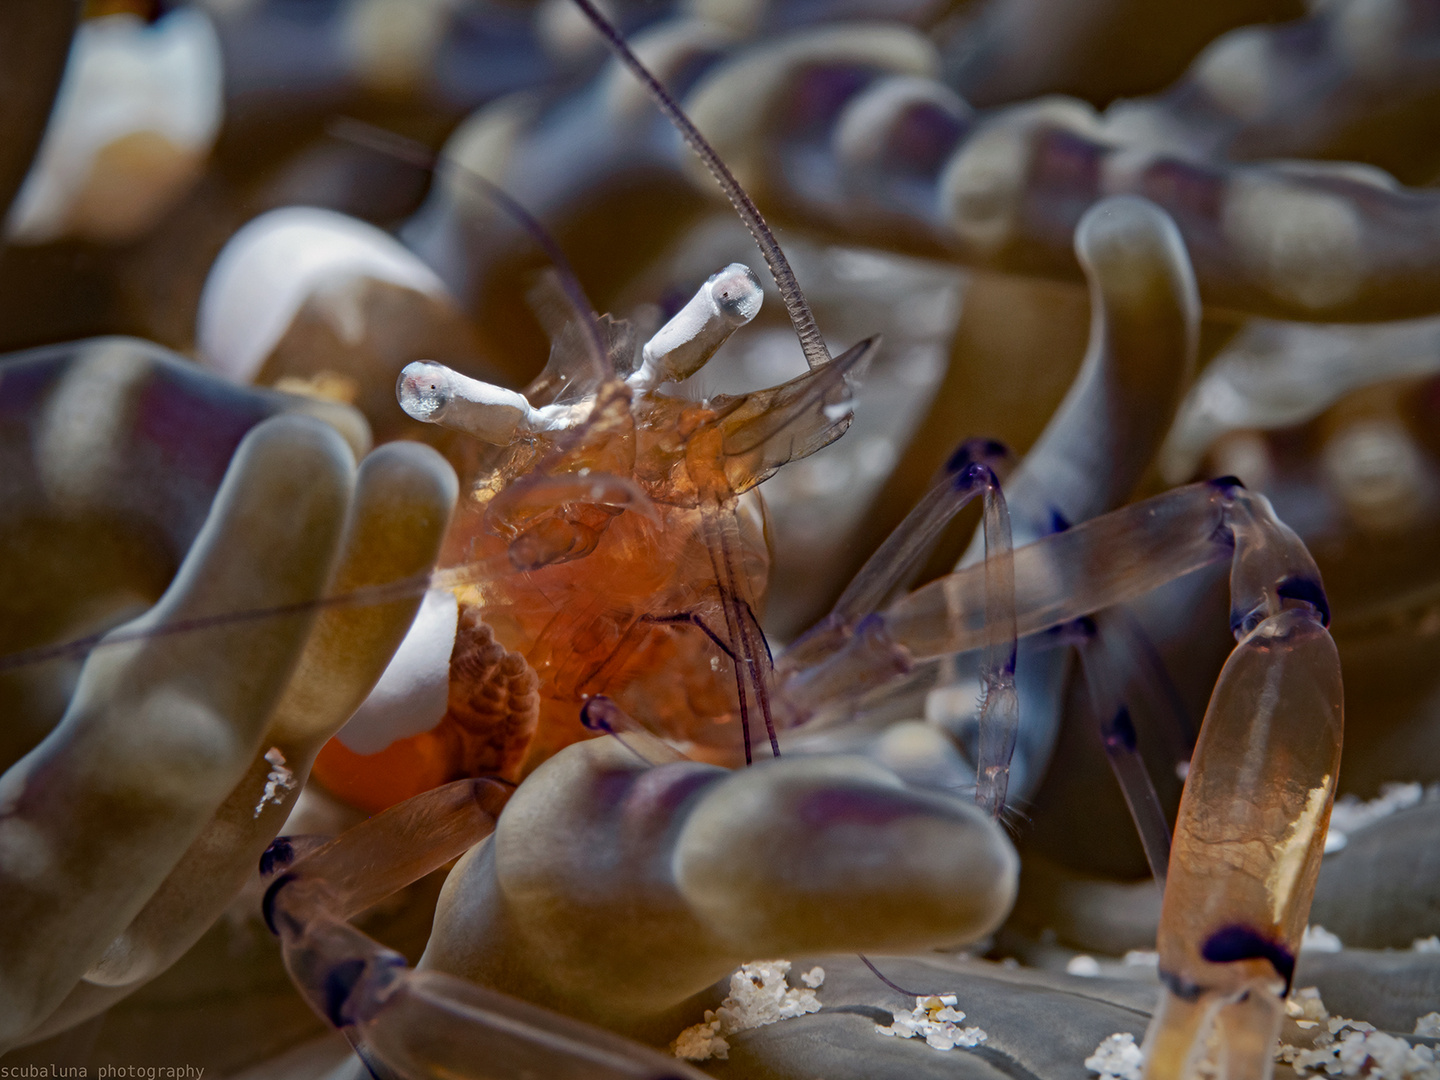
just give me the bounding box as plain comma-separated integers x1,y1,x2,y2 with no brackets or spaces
675,754,1019,955
1076,195,1191,284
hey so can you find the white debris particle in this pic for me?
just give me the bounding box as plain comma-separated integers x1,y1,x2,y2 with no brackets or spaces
876,994,988,1052
1413,936,1440,954
672,1019,728,1062
253,747,296,818
1122,950,1159,967
1287,986,1330,1023
672,960,822,1062
1087,1032,1144,1080
1301,924,1344,953
1280,1029,1439,1079
1276,987,1440,1080
1324,782,1439,854
1415,1014,1440,1038
1067,954,1102,977
716,959,823,1028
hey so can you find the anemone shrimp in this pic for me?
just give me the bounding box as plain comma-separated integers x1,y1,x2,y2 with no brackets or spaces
0,3,1347,1078
257,3,1345,1073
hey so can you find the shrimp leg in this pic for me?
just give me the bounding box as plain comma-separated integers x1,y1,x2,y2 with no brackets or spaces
787,476,1340,1078
1144,549,1341,1075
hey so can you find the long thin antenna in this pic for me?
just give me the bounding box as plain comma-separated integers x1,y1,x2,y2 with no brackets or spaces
0,572,435,672
2,552,541,672
857,954,935,998
568,0,832,371
326,117,612,382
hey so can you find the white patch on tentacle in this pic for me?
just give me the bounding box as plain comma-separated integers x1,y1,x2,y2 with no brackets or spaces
1324,781,1437,854
1300,924,1343,953
335,590,459,754
6,9,223,244
1277,987,1440,1080
198,207,450,386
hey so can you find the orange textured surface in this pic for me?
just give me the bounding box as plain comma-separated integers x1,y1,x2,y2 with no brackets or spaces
316,386,779,811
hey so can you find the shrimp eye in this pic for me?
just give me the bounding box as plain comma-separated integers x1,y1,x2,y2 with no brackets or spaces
709,265,764,323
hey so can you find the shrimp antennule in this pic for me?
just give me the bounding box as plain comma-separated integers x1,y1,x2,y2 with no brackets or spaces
568,0,832,371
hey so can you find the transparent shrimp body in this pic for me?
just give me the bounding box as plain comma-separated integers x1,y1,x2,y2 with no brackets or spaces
10,306,1336,1072
359,260,869,781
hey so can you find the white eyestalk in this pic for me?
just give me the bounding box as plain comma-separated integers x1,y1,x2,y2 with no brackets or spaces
631,263,764,390
397,361,582,443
